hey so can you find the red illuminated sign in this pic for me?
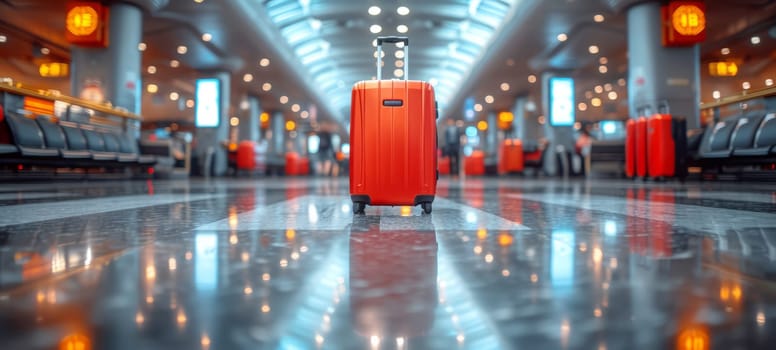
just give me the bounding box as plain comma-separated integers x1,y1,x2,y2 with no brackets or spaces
662,1,706,47
65,2,109,47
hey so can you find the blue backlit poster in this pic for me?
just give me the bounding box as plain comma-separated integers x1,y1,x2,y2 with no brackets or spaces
549,77,575,126
195,78,221,128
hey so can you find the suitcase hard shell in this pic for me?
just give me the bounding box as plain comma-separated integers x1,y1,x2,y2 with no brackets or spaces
498,139,524,174
625,119,636,178
464,150,485,176
349,36,437,214
635,116,648,178
647,113,687,179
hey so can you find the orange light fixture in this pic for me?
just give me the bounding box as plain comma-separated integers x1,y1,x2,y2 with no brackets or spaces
662,2,706,46
285,120,296,131
39,62,70,78
23,97,55,115
65,2,109,47
708,62,738,77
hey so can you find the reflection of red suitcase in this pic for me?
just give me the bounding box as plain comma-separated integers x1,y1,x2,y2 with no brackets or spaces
647,112,687,179
438,155,450,175
635,116,648,178
625,119,636,178
349,221,437,339
350,36,437,214
284,152,309,175
498,139,524,174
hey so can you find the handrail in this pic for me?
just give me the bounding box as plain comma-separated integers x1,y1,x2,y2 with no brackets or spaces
0,83,142,120
700,86,776,110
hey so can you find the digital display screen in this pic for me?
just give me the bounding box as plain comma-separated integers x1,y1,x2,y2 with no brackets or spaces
195,78,221,128
549,77,575,126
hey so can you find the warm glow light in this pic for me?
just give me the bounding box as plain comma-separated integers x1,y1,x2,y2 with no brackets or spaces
742,82,751,90
530,273,538,283
599,65,608,74
243,73,253,82
66,6,99,36
168,257,177,271
146,84,158,94
676,326,710,350
285,229,296,240
397,25,408,33
202,33,212,42
170,60,180,68
262,273,271,281
594,14,604,22
591,98,602,107
498,233,513,246
291,104,300,112
262,304,271,313
578,102,588,111
477,120,488,131
59,333,91,350
262,83,272,91
138,42,147,51
671,4,706,36
259,58,271,67
280,95,288,104
608,91,618,100
146,65,156,74
498,111,514,122
397,6,410,15
557,33,568,42
370,24,382,34
169,92,179,101
527,74,537,83
368,6,381,15
177,45,187,54
286,120,296,131
766,79,774,87
594,85,603,93
300,110,309,118
474,103,483,112
500,82,510,91
588,45,599,54
712,90,721,99
39,62,69,78
721,47,730,55
230,117,239,127
484,95,494,104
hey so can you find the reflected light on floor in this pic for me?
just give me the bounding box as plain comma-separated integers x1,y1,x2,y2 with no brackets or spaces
676,326,710,350
286,229,296,241
400,206,412,216
59,333,91,350
476,229,488,240
497,233,513,246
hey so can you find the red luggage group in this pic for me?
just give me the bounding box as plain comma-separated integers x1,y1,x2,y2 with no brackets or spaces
625,106,687,180
349,36,437,214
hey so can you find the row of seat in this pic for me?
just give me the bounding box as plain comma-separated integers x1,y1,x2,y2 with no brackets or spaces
696,111,776,164
1,111,156,170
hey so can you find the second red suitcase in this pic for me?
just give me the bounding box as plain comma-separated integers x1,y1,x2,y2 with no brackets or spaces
498,139,524,174
350,36,437,214
635,116,648,178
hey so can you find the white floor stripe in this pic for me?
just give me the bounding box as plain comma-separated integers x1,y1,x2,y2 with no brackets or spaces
0,193,225,227
195,195,529,231
510,193,776,235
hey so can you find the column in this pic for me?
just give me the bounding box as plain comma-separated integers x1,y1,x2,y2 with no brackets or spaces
267,111,286,172
485,112,498,155
238,95,261,142
70,2,142,114
627,1,701,129
193,72,231,176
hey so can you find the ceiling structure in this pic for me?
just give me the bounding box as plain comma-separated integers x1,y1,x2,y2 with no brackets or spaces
0,0,775,134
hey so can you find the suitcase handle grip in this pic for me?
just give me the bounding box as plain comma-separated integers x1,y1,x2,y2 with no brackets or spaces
376,36,408,80
377,36,409,45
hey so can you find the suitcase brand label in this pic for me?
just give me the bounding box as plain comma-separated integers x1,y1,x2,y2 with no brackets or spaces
382,99,403,107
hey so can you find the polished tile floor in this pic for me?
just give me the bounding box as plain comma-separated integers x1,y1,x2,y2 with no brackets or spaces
0,177,775,350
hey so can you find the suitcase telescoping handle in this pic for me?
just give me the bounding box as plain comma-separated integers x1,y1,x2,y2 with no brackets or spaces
376,36,409,81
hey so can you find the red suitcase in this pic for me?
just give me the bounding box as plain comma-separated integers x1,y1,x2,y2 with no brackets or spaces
498,139,524,174
464,150,485,176
647,111,687,179
350,36,437,214
625,119,636,178
635,116,648,178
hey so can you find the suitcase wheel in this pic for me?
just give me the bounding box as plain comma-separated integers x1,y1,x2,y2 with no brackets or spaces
353,202,366,215
421,202,432,215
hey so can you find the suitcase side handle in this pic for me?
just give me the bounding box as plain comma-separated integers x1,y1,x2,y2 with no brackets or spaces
376,36,408,80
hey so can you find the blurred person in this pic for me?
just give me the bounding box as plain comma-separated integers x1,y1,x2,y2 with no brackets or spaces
443,119,462,176
317,127,335,176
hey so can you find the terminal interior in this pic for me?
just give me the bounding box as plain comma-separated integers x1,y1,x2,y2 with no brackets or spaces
1,0,776,349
